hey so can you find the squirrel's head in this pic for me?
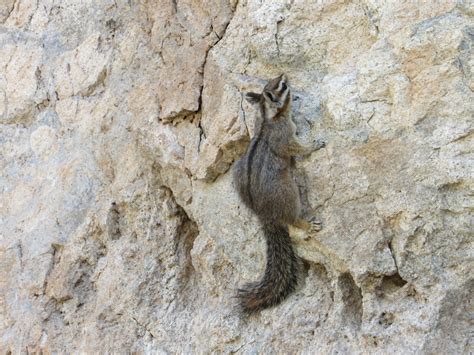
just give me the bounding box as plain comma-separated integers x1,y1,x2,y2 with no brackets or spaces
245,74,291,120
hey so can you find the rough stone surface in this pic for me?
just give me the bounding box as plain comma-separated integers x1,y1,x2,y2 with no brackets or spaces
1,0,473,353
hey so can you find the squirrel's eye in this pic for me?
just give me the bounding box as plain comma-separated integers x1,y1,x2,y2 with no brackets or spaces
266,92,277,102
281,82,287,91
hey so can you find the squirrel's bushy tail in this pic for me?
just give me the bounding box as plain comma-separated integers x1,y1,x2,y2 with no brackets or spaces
238,223,300,313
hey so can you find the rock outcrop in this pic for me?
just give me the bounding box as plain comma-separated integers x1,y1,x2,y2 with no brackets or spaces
1,0,472,353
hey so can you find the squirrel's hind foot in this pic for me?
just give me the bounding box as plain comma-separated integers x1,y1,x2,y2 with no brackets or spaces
304,217,323,240
309,217,323,233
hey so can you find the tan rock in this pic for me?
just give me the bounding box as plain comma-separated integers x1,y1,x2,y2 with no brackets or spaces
30,126,58,158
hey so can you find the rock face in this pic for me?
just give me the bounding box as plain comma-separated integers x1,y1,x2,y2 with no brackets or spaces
1,0,473,353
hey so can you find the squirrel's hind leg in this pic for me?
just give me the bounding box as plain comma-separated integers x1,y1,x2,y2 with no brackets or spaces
292,216,323,237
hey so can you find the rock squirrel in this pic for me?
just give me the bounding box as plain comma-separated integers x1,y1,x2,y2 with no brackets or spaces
233,74,325,313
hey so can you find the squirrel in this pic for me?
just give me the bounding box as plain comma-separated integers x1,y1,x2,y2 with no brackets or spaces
233,74,325,313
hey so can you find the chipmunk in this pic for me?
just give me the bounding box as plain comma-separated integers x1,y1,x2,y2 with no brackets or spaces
233,74,325,313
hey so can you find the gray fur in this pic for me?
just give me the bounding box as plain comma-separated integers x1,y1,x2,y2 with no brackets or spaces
233,74,324,313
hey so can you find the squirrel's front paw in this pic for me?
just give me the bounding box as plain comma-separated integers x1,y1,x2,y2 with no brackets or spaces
312,138,326,151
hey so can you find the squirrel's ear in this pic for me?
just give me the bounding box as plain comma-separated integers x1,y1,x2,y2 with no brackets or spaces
245,92,261,104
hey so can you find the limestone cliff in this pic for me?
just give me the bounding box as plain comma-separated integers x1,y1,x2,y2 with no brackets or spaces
1,0,473,353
